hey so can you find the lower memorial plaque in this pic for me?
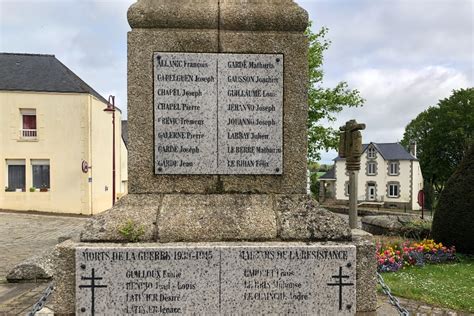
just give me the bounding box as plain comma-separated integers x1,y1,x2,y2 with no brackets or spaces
76,243,356,315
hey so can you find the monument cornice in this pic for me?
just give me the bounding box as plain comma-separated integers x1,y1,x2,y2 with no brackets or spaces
127,0,308,32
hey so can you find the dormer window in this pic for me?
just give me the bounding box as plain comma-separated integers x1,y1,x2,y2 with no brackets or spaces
20,109,37,138
367,146,376,159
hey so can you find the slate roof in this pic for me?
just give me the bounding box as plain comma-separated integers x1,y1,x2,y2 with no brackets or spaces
319,167,335,180
0,53,108,103
122,120,128,148
334,143,417,161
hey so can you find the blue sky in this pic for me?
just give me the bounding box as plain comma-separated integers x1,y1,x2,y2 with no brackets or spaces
1,0,472,163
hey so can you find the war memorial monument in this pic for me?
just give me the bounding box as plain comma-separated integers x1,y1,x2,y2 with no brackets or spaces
51,0,377,314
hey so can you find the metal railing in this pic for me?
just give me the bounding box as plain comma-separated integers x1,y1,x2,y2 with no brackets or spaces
358,195,385,202
21,129,37,138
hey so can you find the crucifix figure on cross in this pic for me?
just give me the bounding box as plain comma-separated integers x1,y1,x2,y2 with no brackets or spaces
79,268,108,316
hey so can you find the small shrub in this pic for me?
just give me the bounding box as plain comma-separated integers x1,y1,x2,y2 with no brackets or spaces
400,220,431,239
118,219,145,242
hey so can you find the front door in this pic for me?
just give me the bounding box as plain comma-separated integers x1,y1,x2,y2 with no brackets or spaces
368,184,376,201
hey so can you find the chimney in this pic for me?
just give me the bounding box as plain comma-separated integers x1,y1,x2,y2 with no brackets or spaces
410,141,417,158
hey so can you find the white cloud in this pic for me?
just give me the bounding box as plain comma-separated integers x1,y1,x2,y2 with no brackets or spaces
299,0,474,83
1,0,472,160
335,66,470,143
317,65,469,163
0,0,134,115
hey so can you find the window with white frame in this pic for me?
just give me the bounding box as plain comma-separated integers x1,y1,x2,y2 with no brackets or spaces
389,161,399,175
345,181,350,196
367,161,377,175
20,109,37,138
6,159,26,192
32,159,50,190
387,182,400,198
367,146,376,159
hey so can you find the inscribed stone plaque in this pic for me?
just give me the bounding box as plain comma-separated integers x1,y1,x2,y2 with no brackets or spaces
154,53,217,174
154,53,283,175
76,243,356,315
218,54,283,174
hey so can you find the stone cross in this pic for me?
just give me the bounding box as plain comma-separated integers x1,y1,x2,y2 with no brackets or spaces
339,119,366,171
339,119,365,228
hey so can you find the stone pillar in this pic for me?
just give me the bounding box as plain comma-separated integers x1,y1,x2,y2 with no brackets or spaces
349,170,358,228
126,0,308,196
320,180,326,202
103,0,313,242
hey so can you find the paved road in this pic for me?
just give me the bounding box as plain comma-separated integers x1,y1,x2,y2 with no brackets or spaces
0,211,88,315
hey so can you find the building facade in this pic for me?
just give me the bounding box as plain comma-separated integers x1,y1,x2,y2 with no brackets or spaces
0,53,127,214
319,142,423,210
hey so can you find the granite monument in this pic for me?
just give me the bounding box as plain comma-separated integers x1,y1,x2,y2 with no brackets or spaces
51,1,377,315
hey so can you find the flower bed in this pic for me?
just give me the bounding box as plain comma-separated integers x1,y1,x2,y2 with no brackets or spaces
376,239,456,273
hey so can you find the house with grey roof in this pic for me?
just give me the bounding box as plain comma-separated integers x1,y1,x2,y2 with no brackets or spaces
0,53,128,214
319,142,424,210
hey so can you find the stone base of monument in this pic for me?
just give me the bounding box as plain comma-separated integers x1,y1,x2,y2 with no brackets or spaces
79,194,353,243
50,195,376,315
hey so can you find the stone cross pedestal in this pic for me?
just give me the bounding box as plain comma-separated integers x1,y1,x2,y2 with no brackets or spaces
51,1,376,314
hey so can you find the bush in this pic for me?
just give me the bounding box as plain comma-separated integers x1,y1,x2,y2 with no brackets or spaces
432,145,474,254
310,172,320,198
400,220,432,239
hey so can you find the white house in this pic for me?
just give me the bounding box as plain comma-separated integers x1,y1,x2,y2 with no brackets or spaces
0,53,128,214
319,142,423,211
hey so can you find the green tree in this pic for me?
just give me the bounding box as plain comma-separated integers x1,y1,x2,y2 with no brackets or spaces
319,164,332,172
401,88,474,199
307,161,320,173
306,24,364,162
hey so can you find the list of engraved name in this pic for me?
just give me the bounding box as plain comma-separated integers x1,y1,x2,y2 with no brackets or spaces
76,247,354,314
154,53,283,175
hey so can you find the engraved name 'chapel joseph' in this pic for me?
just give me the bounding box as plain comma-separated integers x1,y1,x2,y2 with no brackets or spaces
154,53,283,175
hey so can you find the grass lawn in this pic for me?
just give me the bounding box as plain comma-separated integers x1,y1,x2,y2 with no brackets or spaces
380,255,474,313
